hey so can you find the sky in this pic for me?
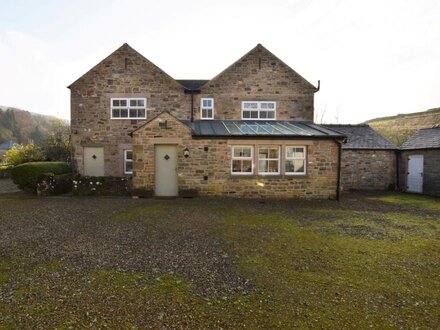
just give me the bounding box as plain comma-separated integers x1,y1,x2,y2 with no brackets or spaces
0,0,439,123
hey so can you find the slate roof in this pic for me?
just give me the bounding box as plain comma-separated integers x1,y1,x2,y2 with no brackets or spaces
400,126,440,150
0,140,14,150
323,124,397,150
176,80,209,91
182,120,345,138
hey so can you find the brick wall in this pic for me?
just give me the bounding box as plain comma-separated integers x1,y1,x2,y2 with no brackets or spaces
194,44,315,121
399,149,440,196
70,44,190,176
340,149,396,191
133,113,339,199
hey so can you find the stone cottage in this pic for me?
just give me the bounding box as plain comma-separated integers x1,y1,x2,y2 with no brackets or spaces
69,43,346,198
399,126,440,196
324,125,397,191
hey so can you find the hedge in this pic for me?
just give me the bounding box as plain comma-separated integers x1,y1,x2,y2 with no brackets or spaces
11,161,71,192
72,176,131,196
36,173,73,196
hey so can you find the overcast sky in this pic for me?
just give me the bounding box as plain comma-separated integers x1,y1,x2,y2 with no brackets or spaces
0,0,439,123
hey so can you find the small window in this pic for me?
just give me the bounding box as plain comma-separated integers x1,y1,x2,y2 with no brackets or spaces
111,98,147,119
231,146,253,175
201,98,214,119
258,146,280,175
124,150,133,174
242,101,276,120
285,146,306,175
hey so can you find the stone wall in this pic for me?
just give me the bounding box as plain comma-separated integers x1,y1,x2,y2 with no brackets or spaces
399,149,440,196
70,44,190,176
132,112,339,199
341,149,396,191
194,44,315,121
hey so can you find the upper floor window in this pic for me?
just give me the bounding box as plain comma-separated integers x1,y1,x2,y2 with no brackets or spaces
111,98,147,119
242,101,276,120
200,98,214,119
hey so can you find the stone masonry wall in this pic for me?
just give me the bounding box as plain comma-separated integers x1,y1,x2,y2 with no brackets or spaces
399,150,440,196
194,44,315,121
133,112,339,199
341,149,396,191
70,44,190,176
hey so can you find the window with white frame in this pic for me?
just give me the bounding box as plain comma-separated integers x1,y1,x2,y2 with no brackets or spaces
231,146,253,175
124,150,133,174
111,98,146,119
258,146,280,175
200,98,214,119
242,101,276,120
285,146,306,175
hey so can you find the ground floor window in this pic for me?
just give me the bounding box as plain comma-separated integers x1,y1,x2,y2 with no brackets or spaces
124,150,133,174
258,146,280,175
231,146,253,175
285,146,306,175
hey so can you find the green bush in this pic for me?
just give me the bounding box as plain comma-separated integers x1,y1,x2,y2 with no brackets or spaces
11,162,71,192
36,173,73,196
3,143,44,167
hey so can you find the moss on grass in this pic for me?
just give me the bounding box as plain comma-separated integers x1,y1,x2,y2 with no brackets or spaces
369,193,440,211
111,203,167,222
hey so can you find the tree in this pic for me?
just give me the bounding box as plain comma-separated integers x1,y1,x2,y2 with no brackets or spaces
40,119,70,162
3,143,45,167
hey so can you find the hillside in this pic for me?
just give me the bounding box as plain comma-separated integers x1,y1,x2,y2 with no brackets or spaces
0,106,67,145
366,108,440,146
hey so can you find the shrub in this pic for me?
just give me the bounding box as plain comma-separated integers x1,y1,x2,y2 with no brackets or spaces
3,143,44,167
36,173,73,196
73,176,131,196
11,161,71,192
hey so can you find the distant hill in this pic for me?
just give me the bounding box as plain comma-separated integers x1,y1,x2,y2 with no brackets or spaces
365,108,440,146
0,106,67,145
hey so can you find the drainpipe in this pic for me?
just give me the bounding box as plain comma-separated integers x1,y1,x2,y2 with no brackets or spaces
395,149,400,190
314,80,320,93
334,138,342,201
191,92,194,122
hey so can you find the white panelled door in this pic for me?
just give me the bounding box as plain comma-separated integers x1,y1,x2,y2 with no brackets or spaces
407,155,423,193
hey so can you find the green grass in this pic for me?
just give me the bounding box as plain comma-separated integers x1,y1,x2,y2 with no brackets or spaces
1,193,439,328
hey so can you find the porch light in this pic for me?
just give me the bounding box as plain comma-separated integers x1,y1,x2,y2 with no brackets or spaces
183,147,190,158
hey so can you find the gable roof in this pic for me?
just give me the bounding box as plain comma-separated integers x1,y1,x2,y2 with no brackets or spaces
176,80,209,91
400,126,440,150
68,43,182,89
323,124,397,150
182,120,345,138
202,43,317,91
0,140,15,150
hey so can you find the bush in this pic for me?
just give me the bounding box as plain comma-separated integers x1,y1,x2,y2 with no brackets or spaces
73,176,131,196
36,173,73,196
11,161,71,192
3,143,44,167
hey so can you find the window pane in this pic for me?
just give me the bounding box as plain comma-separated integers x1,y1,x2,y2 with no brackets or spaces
294,160,305,173
207,109,213,118
129,109,137,118
138,99,145,106
286,147,294,158
268,103,275,109
259,160,268,173
250,111,258,118
258,148,269,159
242,160,252,172
260,111,267,119
130,99,137,107
125,161,133,173
268,160,279,172
120,100,127,106
126,151,133,160
294,147,304,158
121,109,128,117
202,109,207,118
112,109,120,118
203,99,212,107
243,111,250,118
285,160,294,173
137,109,146,118
260,102,268,109
269,148,279,158
267,111,275,119
232,160,242,172
113,100,120,107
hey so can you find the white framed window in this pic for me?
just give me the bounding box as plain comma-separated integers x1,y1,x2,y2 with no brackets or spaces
242,101,276,120
111,98,147,119
231,146,253,175
285,146,306,175
124,150,133,174
200,98,214,119
258,146,280,175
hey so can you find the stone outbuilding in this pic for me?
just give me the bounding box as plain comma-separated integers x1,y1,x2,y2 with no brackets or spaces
324,125,397,191
399,126,440,196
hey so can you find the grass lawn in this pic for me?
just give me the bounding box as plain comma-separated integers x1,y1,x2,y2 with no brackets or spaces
0,191,439,329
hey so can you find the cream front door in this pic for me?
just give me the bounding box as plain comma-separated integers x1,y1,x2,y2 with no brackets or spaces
155,145,178,197
84,147,104,176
